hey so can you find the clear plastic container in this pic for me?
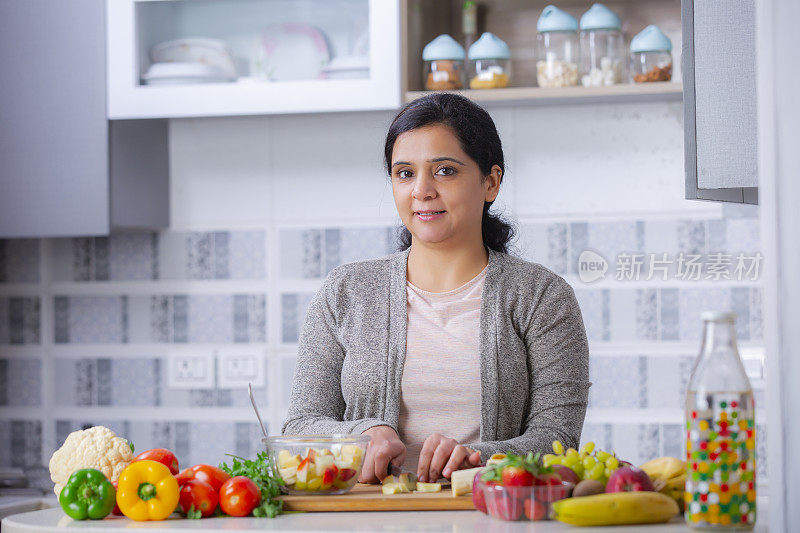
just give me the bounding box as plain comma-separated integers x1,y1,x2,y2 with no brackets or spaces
536,6,580,88
468,32,511,89
579,4,624,86
265,434,370,495
630,25,673,83
475,480,574,521
423,34,466,90
685,312,756,529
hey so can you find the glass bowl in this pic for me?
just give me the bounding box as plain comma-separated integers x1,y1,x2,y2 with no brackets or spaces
264,435,370,495
477,480,574,521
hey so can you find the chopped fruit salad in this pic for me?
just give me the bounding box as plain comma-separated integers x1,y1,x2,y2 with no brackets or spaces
276,445,362,493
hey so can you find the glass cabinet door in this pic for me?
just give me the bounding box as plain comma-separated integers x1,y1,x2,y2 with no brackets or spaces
107,0,400,118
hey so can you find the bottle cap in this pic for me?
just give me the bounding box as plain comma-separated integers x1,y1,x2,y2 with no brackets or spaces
580,3,622,31
700,311,737,322
537,5,579,33
468,32,511,60
423,34,466,61
630,25,672,53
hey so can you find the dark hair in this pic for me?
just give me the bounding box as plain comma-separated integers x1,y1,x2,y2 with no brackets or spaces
384,93,515,254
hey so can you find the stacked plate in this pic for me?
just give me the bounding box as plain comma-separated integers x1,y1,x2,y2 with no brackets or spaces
142,38,237,86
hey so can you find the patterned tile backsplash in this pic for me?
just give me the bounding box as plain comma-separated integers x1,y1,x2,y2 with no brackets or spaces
0,208,766,490
0,297,41,345
50,231,266,281
50,420,266,470
52,294,266,344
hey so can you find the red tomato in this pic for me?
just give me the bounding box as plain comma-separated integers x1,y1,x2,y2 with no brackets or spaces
524,498,548,521
176,464,231,491
179,479,219,518
110,480,123,516
219,476,261,517
134,448,179,475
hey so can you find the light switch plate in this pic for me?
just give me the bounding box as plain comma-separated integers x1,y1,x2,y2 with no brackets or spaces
217,348,265,388
167,350,215,389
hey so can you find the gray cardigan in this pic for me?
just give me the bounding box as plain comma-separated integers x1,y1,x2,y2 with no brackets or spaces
282,246,591,460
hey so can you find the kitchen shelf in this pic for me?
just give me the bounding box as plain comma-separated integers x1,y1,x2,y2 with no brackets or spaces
404,82,683,106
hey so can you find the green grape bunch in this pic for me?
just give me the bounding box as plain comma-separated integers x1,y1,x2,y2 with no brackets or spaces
542,440,627,486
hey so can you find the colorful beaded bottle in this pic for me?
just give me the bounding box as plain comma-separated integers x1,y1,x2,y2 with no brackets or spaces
685,312,755,530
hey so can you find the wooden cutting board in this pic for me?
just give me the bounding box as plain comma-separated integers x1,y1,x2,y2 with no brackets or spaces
278,483,476,512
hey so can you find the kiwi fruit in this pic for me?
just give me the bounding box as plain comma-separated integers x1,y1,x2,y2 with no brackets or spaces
572,479,605,497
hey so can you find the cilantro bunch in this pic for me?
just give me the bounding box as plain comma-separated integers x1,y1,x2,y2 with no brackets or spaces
220,451,285,518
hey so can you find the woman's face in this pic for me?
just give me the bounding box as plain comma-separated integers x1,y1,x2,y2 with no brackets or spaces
390,124,501,248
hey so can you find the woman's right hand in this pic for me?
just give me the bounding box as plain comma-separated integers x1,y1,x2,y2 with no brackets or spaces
359,425,406,483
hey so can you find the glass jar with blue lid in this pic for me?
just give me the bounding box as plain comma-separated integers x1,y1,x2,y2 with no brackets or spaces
630,25,672,83
468,32,511,89
536,5,580,87
579,3,624,86
423,34,466,90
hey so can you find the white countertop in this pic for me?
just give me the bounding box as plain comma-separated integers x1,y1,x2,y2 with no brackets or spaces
0,494,57,521
0,507,770,533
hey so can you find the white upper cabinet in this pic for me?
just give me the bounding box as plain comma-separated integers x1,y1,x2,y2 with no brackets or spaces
107,0,401,118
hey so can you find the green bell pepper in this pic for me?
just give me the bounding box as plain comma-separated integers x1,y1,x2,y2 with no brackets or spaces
59,468,116,520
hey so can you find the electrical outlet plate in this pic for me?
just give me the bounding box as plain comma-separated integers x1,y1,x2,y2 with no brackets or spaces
217,348,265,388
167,350,215,389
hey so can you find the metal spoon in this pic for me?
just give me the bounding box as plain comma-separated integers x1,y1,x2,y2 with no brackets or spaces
248,382,268,440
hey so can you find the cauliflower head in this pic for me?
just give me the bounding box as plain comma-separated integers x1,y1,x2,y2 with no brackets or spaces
49,425,133,496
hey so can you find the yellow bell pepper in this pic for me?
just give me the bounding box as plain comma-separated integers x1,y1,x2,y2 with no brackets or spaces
116,460,179,521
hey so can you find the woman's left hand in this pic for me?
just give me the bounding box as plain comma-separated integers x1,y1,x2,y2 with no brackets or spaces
416,433,482,483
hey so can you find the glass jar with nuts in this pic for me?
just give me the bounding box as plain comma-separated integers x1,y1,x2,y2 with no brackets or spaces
579,3,625,87
422,34,466,91
629,25,673,83
536,5,580,88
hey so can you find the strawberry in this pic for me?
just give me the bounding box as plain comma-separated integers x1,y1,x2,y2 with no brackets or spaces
481,451,552,487
486,487,523,521
501,466,534,487
472,471,488,513
524,498,548,521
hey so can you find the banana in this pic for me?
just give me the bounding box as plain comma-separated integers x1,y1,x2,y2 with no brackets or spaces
664,474,687,490
639,457,686,481
551,491,680,526
640,457,687,512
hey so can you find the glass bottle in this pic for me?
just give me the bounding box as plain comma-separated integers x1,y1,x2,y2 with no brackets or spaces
462,1,478,53
685,312,756,530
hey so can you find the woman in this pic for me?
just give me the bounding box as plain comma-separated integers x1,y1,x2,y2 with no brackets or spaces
282,93,591,484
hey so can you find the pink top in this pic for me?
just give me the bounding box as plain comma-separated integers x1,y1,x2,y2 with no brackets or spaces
398,265,487,472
